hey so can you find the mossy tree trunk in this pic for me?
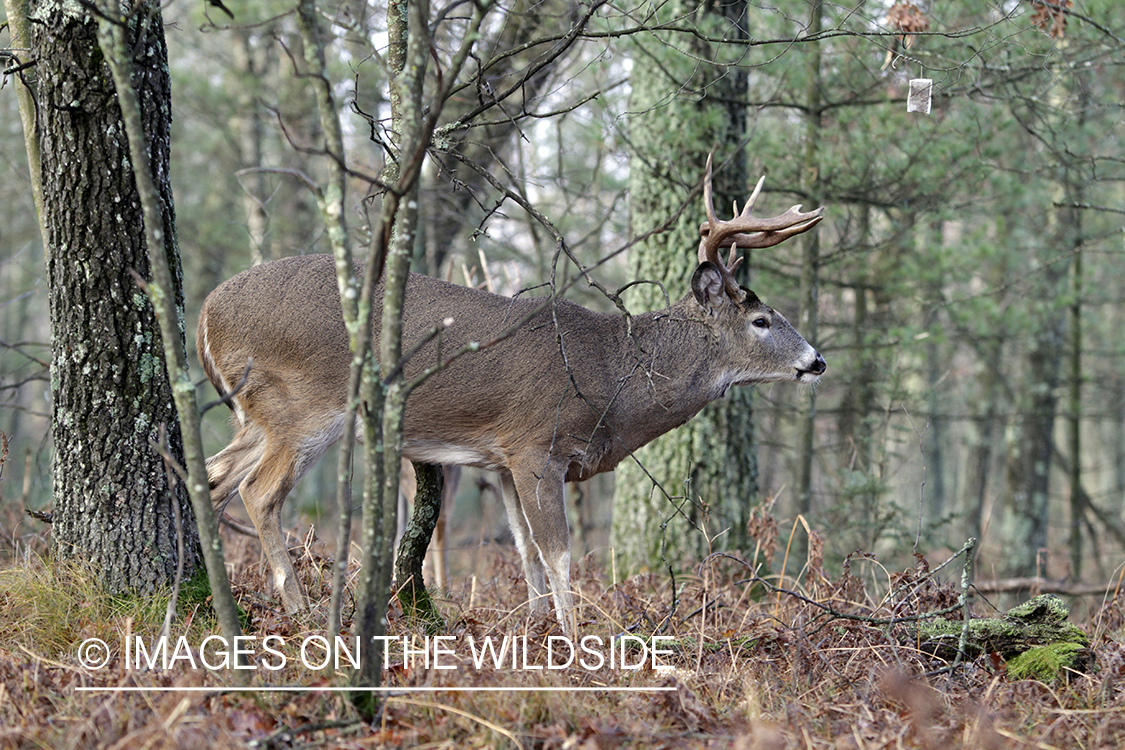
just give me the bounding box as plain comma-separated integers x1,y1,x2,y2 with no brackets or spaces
611,0,755,575
394,461,445,631
29,0,199,590
794,0,823,533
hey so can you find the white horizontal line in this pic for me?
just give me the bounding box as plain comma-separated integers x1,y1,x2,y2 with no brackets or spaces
76,686,677,693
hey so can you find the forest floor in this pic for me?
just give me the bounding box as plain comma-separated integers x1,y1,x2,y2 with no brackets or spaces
2,523,1125,750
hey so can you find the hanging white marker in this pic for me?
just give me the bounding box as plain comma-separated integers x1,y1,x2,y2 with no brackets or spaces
907,78,933,114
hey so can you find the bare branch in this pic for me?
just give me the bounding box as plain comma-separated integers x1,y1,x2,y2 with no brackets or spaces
199,356,252,415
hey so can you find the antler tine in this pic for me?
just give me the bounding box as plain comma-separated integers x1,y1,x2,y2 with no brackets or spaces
697,154,745,300
700,171,824,245
740,175,766,218
717,208,825,250
697,159,824,299
699,154,719,265
726,244,743,274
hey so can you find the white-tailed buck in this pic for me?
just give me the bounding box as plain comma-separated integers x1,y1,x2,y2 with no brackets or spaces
199,157,825,634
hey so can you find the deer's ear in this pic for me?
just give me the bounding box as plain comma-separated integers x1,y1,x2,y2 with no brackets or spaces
692,262,729,313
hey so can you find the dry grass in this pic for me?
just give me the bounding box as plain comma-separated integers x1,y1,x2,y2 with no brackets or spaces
2,528,1124,750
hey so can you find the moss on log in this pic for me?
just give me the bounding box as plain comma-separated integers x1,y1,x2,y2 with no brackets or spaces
1007,643,1096,681
917,594,1093,680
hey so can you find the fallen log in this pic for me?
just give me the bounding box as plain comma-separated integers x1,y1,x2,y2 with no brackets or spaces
916,593,1095,681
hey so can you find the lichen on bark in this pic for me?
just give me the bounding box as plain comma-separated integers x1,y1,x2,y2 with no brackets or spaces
30,0,199,593
611,0,756,576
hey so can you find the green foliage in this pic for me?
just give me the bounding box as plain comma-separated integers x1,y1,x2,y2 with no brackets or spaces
179,559,213,609
395,585,446,635
726,0,1125,575
0,550,257,663
176,562,250,631
1007,643,1093,682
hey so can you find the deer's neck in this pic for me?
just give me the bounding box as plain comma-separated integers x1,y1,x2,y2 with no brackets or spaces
608,297,728,451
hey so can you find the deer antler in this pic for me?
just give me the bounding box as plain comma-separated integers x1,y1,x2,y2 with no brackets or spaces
697,154,824,300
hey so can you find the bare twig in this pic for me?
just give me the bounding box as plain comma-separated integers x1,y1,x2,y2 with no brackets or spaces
703,545,972,629
0,338,49,368
199,357,253,415
153,423,185,642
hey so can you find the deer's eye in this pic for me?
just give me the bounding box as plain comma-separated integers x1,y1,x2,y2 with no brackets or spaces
752,317,770,330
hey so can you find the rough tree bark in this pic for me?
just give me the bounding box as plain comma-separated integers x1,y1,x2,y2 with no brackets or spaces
611,0,756,575
95,0,242,650
28,0,199,589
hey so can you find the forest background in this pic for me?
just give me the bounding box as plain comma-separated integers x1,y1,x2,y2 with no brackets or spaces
1,0,1124,622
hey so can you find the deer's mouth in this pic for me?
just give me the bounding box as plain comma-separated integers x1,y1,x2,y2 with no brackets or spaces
795,355,827,382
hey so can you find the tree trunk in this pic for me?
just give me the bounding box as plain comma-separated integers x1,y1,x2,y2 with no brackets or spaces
30,2,199,590
923,222,947,524
232,28,273,266
794,0,823,527
1005,325,1063,577
394,461,445,629
1003,44,1083,578
964,362,1001,548
611,0,755,575
1066,189,1084,578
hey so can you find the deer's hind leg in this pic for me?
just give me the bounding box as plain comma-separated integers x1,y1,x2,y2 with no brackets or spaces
206,424,267,521
237,441,307,613
228,414,346,613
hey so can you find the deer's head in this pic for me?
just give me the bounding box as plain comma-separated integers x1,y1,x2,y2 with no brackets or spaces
689,155,826,392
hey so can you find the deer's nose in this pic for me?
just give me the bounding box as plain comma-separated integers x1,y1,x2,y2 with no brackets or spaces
798,354,826,380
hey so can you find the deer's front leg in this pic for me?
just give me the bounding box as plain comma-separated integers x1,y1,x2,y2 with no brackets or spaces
506,461,575,635
499,470,549,614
